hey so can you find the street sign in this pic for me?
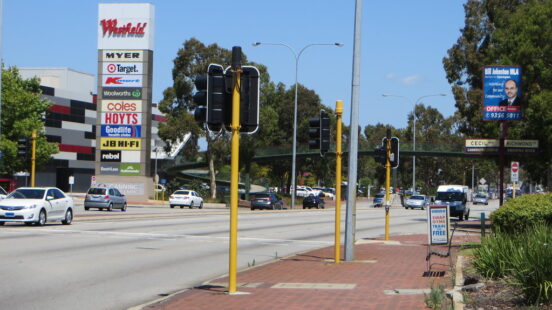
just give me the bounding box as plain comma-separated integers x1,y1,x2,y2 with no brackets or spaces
464,139,539,155
479,178,486,185
511,162,519,182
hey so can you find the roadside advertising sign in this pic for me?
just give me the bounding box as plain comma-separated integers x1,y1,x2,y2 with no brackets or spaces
483,65,522,121
101,100,142,112
101,125,142,138
427,204,450,245
102,76,143,88
101,50,144,62
100,138,141,150
101,87,143,100
101,112,142,125
103,63,144,75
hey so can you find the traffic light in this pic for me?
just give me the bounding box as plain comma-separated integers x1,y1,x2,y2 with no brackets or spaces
193,75,207,127
374,146,386,165
383,137,400,168
309,116,321,150
320,110,330,156
238,66,260,134
17,138,29,159
193,64,225,133
223,66,260,134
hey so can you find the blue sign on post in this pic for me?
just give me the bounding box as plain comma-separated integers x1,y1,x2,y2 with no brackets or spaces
483,65,522,121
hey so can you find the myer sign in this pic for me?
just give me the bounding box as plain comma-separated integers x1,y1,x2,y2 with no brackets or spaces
98,3,155,50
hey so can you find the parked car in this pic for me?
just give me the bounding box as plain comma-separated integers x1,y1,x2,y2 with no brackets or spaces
0,187,74,226
84,187,127,211
405,195,429,210
321,188,335,199
472,193,489,205
169,190,203,209
373,193,385,207
303,194,325,209
250,193,284,210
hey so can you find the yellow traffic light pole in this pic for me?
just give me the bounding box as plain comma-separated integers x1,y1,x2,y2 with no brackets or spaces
31,130,37,187
228,50,242,294
385,135,391,240
334,100,343,263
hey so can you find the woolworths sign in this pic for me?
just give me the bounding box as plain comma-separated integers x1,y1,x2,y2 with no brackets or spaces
120,163,140,175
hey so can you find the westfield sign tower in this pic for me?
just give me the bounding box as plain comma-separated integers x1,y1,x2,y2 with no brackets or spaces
95,3,155,200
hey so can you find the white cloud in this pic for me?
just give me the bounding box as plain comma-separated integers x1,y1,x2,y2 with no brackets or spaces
384,72,396,79
400,75,423,85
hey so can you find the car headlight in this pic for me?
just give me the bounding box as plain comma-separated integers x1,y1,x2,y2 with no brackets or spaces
24,204,37,209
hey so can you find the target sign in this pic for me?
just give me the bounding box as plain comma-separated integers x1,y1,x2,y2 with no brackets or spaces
107,64,117,73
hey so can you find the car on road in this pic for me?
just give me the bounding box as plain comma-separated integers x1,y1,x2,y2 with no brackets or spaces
373,193,385,207
472,193,489,205
169,190,203,209
0,187,74,226
250,193,284,210
321,188,335,199
404,195,429,210
303,194,324,209
84,187,127,211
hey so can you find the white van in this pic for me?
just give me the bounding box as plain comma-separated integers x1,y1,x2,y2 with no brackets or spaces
434,185,470,220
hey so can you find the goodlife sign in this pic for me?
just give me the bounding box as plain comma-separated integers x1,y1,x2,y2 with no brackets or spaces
98,3,155,50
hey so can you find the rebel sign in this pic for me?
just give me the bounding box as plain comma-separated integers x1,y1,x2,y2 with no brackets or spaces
101,112,142,125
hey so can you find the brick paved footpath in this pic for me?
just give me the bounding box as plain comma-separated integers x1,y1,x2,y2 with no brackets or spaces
143,233,480,310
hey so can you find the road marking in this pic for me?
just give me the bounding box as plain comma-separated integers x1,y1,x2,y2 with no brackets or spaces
384,288,432,295
0,228,333,245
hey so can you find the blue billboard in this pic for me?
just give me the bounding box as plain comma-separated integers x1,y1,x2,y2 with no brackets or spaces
483,65,522,121
101,125,141,138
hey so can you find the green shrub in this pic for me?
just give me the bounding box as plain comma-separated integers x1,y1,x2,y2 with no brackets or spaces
491,193,552,233
473,223,552,305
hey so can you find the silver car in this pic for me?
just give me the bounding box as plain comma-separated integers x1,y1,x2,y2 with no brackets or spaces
84,187,127,211
473,193,489,205
405,195,429,210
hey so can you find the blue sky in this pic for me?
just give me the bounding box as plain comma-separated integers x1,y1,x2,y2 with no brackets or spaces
2,0,467,132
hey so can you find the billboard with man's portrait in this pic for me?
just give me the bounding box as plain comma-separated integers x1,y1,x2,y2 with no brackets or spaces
482,65,522,121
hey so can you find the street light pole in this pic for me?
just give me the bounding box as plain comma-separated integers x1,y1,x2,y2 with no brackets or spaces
252,42,343,209
382,93,446,194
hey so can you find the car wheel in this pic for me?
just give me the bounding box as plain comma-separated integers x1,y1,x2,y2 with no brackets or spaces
25,222,34,226
84,207,89,211
37,210,47,226
170,205,175,208
122,203,127,212
62,209,73,225
180,206,184,209
199,202,203,209
459,214,464,221
107,204,113,212
251,207,255,211
485,203,488,205
303,206,306,209
0,222,4,226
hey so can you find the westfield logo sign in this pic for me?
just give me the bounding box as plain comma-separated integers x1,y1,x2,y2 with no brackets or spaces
100,19,147,35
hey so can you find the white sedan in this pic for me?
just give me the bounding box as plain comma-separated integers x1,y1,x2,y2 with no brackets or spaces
0,187,74,226
169,190,203,209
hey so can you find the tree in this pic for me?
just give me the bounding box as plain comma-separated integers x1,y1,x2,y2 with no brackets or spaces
443,0,552,187
0,66,58,175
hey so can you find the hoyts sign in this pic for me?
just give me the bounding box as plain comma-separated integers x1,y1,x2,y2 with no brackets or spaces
100,19,147,36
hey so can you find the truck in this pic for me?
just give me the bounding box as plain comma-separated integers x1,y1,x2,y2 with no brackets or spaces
434,185,470,220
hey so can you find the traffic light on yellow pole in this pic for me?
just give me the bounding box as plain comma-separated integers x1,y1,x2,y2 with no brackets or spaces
31,130,37,187
384,130,391,240
334,100,343,263
228,46,242,295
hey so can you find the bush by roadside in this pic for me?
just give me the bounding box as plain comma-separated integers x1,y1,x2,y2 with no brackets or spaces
491,193,552,233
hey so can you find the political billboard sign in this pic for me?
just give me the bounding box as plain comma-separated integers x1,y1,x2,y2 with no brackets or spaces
483,65,522,121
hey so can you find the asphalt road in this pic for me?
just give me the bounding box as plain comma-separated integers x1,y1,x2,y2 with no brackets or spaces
0,198,498,310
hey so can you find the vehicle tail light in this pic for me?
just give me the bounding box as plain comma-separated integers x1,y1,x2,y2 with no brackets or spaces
105,195,110,199
85,195,89,199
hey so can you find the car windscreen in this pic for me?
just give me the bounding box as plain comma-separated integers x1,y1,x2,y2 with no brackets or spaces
8,189,46,199
252,194,269,199
88,188,106,195
174,190,190,195
436,191,464,201
375,194,385,198
475,194,487,198
410,196,425,200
